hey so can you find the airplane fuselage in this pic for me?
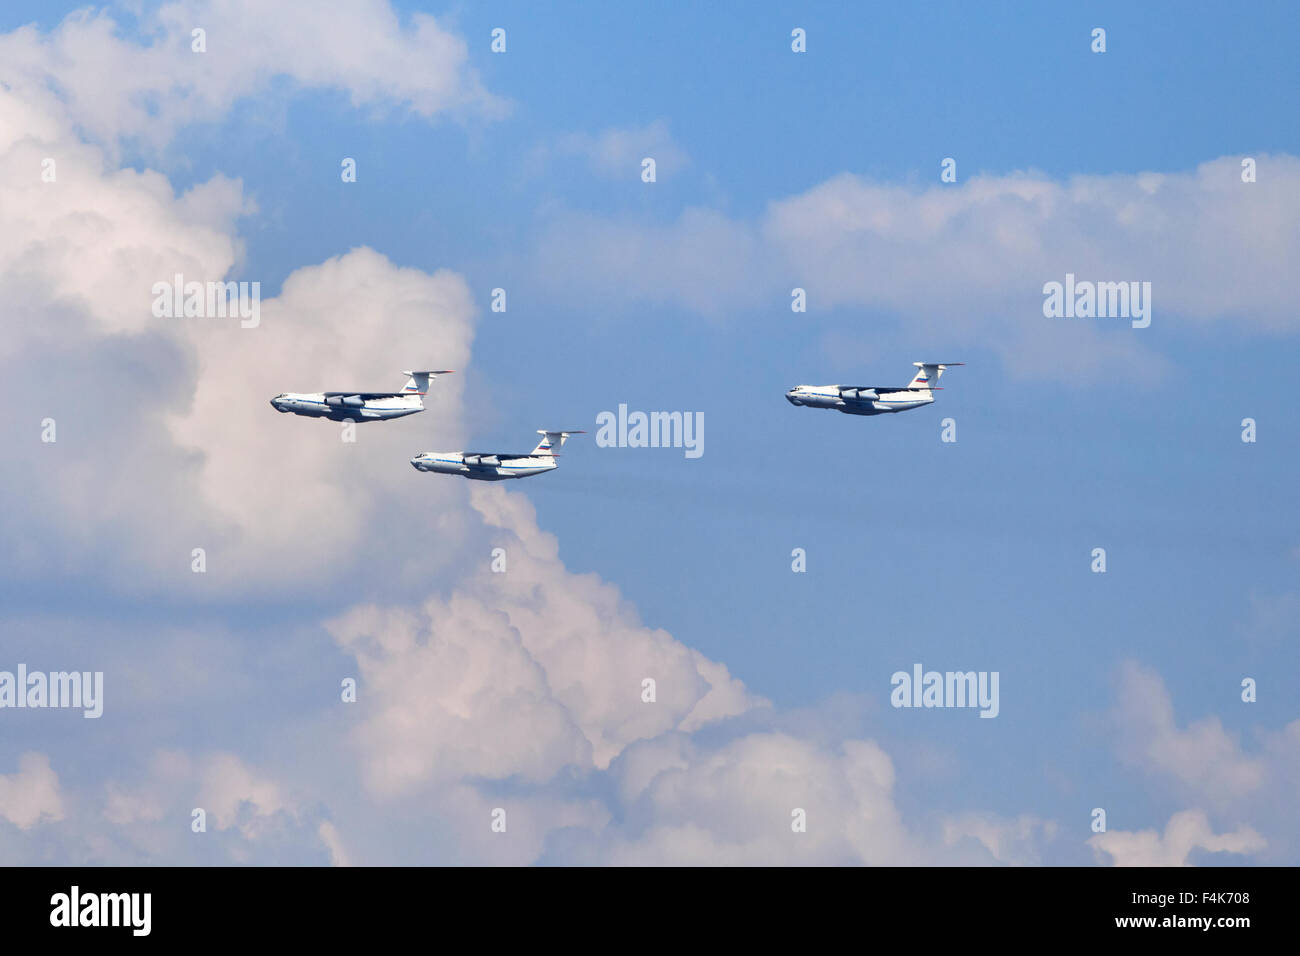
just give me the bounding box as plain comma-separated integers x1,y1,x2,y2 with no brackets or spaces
410,452,559,481
270,392,423,421
785,385,934,416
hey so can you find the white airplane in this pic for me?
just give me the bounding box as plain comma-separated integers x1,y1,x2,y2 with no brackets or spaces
786,362,963,416
411,430,585,481
269,370,453,421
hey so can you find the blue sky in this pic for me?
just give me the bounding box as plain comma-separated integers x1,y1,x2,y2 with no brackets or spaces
0,1,1296,865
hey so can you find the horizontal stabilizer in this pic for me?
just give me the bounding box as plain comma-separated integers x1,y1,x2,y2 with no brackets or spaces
531,429,586,456
906,362,963,389
401,370,455,394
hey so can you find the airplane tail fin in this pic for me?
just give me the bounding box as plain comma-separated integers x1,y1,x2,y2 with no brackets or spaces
401,370,454,396
531,430,585,457
906,362,963,390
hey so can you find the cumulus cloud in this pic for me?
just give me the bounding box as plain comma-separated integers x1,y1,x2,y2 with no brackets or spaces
317,821,351,867
325,506,1072,866
586,732,916,865
0,235,478,596
164,247,477,592
0,753,64,829
328,484,761,797
84,749,327,864
1102,663,1300,863
0,135,248,346
942,812,1060,866
544,120,689,180
0,0,503,152
102,749,296,837
0,102,253,591
1111,660,1267,806
534,155,1300,380
194,752,301,843
0,4,486,598
1088,809,1265,866
764,157,1300,327
317,485,1068,865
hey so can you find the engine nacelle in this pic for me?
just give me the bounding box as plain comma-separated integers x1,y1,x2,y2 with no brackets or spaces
326,394,364,407
839,388,877,402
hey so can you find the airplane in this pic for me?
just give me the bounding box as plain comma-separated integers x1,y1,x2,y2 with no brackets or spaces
269,370,453,421
785,362,963,416
411,430,585,481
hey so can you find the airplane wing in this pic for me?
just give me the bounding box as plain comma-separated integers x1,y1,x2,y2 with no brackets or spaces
843,385,941,392
322,391,406,400
461,454,555,471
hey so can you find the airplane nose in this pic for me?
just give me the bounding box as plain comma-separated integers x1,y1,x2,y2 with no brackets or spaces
785,390,799,405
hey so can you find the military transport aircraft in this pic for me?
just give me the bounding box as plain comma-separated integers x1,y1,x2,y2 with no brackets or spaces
411,430,584,481
786,362,963,416
269,370,453,421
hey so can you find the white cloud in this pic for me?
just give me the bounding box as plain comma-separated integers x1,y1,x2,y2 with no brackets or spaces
328,484,762,798
1102,663,1300,863
0,6,483,598
534,155,1300,381
101,749,295,839
1088,809,1265,866
0,238,478,596
317,821,351,867
582,733,917,865
0,137,248,346
942,812,1059,866
548,120,689,180
164,247,478,591
0,1,503,152
763,157,1300,329
199,752,297,838
93,749,315,862
0,753,64,829
468,486,760,756
1111,660,1267,806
